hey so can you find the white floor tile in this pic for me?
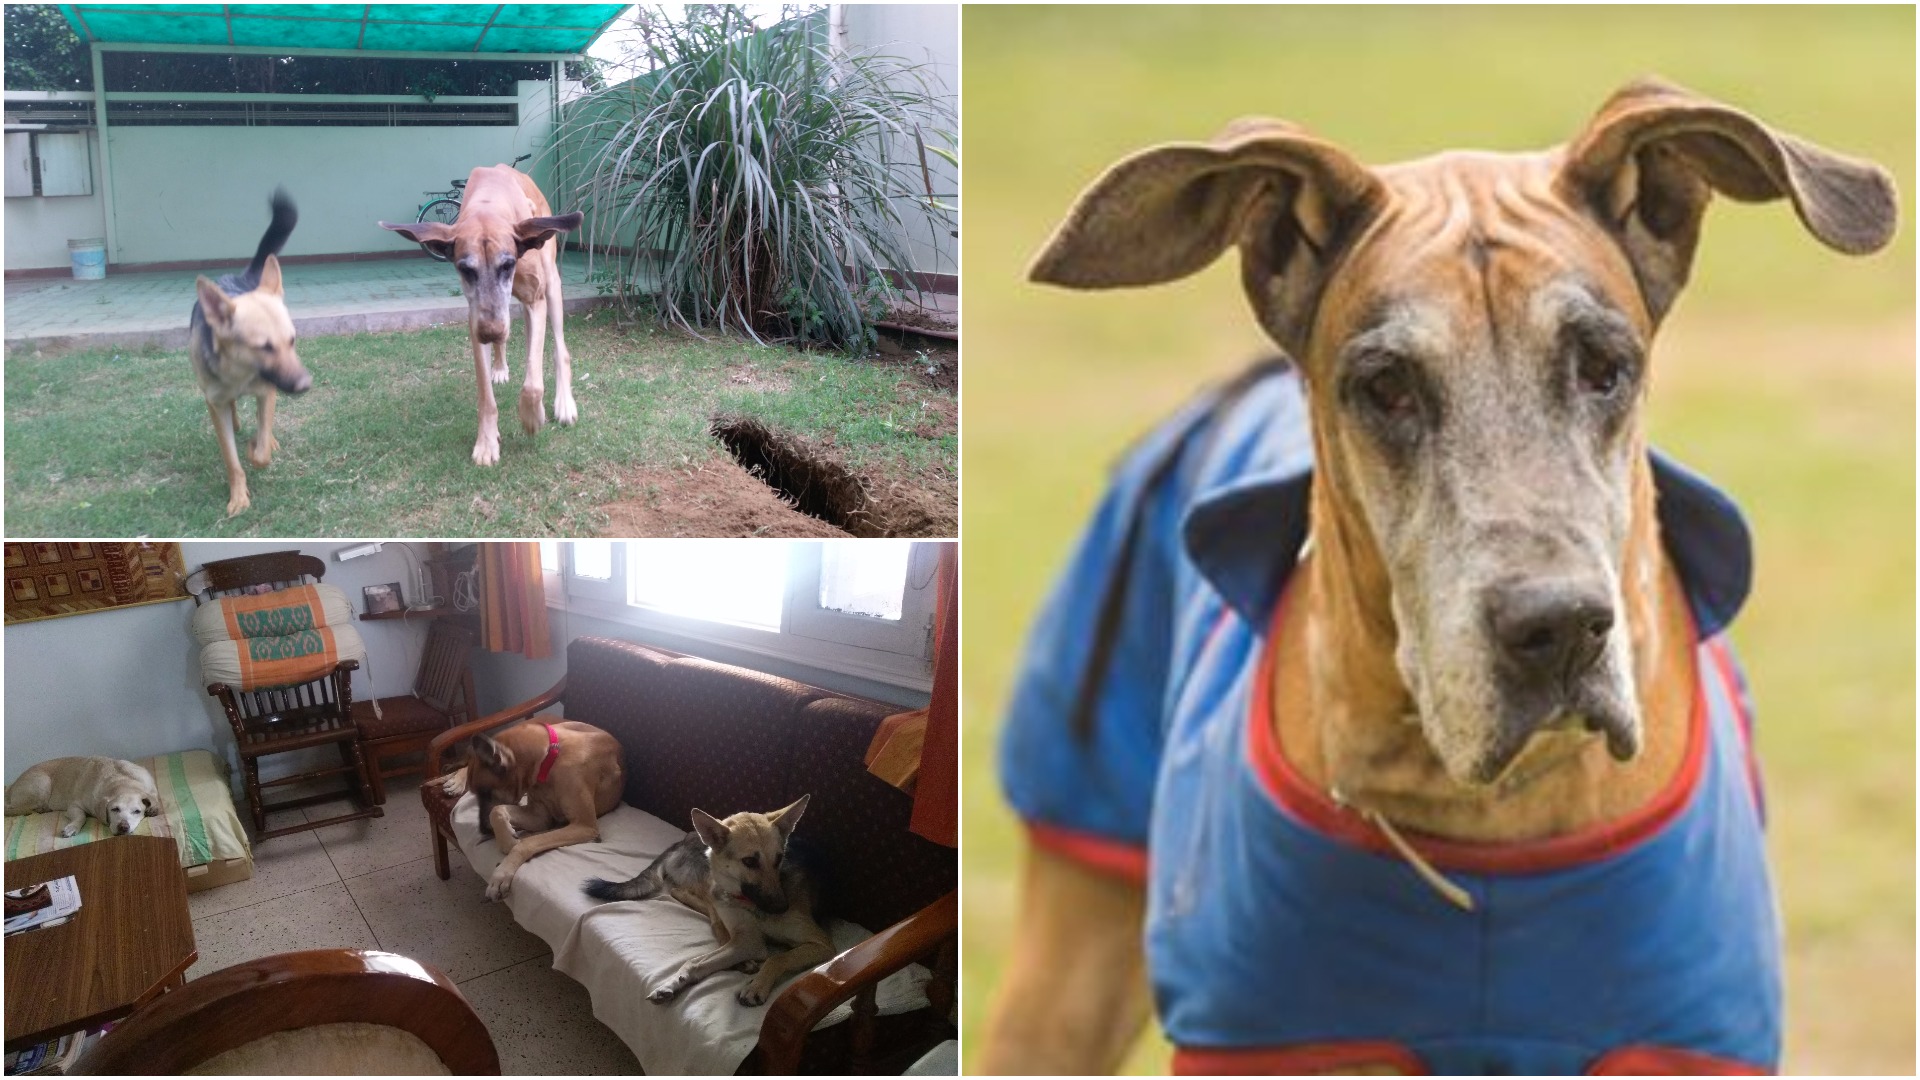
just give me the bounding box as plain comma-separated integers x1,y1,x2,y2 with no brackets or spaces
457,955,642,1075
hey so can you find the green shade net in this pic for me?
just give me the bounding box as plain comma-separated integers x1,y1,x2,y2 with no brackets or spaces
58,3,628,54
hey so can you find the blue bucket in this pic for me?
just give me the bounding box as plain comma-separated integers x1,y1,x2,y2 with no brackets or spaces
68,238,106,280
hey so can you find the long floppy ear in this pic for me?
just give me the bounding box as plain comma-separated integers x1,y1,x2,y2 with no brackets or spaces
1559,76,1898,321
195,276,233,331
690,808,730,850
767,793,810,840
513,212,583,256
380,219,456,260
466,734,511,772
1029,118,1385,355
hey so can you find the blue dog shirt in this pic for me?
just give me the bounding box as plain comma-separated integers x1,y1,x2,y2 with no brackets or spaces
1000,365,1779,1075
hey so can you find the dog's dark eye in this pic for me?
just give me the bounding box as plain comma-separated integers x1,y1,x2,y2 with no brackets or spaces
458,265,477,282
261,342,275,353
742,855,760,869
499,259,516,276
1575,348,1625,397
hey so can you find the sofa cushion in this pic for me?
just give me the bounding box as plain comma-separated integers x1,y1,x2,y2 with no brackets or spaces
786,697,958,931
556,638,675,803
612,657,822,828
447,792,931,1075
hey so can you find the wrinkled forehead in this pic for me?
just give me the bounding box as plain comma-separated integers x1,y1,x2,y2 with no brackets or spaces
1309,149,1650,363
451,223,514,266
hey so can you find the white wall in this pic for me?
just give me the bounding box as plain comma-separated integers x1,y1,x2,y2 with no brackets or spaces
3,541,442,785
471,604,933,722
4,80,563,270
2,130,108,271
839,3,959,280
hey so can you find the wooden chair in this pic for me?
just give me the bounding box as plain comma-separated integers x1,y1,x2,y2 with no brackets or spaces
190,550,381,840
352,618,476,804
75,949,499,1075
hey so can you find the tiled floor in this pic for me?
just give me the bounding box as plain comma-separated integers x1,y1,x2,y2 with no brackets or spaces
187,776,639,1074
3,251,603,347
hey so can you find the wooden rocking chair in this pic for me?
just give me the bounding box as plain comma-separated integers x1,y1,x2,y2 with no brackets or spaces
190,550,382,840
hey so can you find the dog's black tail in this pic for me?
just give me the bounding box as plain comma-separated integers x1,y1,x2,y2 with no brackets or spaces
235,186,297,291
583,870,662,902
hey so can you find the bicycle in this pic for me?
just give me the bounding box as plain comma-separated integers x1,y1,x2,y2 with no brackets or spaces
411,153,533,261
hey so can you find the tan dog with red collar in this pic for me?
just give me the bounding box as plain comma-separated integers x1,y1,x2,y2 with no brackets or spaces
441,720,623,901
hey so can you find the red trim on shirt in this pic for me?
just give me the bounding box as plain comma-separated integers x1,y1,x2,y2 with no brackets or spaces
1176,1041,1427,1075
1026,822,1149,885
1246,580,1710,874
1586,1045,1771,1075
534,723,561,784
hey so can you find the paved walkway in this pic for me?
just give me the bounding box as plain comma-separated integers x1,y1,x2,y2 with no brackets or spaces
4,251,608,354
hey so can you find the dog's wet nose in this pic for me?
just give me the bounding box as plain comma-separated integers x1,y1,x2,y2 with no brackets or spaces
1489,583,1614,684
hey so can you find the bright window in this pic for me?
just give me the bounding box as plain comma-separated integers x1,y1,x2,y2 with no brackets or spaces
542,540,943,691
627,541,787,630
819,540,913,620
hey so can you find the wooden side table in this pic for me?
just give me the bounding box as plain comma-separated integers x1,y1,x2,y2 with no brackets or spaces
4,835,197,1051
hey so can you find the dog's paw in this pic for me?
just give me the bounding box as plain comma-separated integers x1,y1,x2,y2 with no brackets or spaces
56,822,80,838
490,361,511,385
733,958,763,974
438,768,468,797
518,386,546,436
737,983,771,1007
248,432,279,468
484,867,514,901
225,488,251,516
554,388,578,426
472,434,501,467
648,977,686,1004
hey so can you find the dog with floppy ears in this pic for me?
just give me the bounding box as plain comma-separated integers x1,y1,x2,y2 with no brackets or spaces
7,757,160,838
379,166,582,467
583,795,835,1008
190,187,311,517
979,79,1896,1075
440,720,624,902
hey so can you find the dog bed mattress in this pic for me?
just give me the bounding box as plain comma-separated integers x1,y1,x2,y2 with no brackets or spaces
4,749,252,893
450,794,931,1075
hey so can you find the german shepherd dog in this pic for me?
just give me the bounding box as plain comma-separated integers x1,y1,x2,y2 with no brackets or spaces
190,187,311,517
583,795,835,1007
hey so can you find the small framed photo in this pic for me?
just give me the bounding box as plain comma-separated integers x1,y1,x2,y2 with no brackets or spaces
363,582,403,615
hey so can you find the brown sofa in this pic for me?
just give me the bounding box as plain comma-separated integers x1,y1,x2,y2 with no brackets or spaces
422,636,956,1074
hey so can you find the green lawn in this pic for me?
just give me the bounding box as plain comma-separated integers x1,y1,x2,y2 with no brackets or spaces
962,6,1914,1074
4,312,956,536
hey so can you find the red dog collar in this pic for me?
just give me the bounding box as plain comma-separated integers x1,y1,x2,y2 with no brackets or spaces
534,724,560,784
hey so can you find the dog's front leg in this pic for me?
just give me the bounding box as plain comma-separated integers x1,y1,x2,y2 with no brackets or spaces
649,938,762,1003
547,261,577,425
249,387,279,467
517,294,548,436
978,845,1153,1074
56,804,86,838
470,338,502,466
207,400,250,515
737,934,834,1006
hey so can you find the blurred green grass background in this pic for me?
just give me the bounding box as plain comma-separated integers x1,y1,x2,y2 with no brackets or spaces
961,6,1914,1074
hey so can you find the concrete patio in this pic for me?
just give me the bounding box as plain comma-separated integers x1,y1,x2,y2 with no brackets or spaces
3,251,609,355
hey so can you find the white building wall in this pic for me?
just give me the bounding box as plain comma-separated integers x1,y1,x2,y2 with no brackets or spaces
4,81,563,271
2,129,108,271
838,3,959,282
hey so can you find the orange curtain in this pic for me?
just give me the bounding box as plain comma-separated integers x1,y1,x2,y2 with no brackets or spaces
478,543,551,660
909,543,959,847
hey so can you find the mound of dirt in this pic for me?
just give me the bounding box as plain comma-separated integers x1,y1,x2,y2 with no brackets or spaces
600,460,852,538
707,415,955,538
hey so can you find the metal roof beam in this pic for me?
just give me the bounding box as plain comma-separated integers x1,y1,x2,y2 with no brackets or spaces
90,41,582,62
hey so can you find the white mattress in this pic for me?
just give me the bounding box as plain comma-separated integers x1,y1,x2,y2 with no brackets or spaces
450,794,931,1075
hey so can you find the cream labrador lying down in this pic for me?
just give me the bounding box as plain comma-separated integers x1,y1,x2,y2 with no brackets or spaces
6,756,160,837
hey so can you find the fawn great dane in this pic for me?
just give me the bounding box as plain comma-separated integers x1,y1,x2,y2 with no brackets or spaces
982,78,1896,1075
381,166,582,466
